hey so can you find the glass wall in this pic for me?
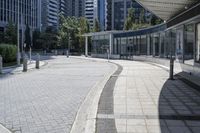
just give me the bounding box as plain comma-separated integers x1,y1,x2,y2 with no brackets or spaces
184,24,195,65
140,35,147,55
196,23,200,63
120,37,127,55
127,37,134,55
160,33,165,57
91,35,109,54
176,27,184,61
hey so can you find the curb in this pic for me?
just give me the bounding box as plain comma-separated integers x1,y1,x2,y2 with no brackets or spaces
0,124,11,133
1,60,47,75
70,58,118,133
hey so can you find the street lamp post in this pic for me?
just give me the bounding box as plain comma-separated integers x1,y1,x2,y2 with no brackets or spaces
17,0,21,66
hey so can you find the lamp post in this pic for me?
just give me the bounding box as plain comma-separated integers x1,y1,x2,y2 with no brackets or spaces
17,0,20,66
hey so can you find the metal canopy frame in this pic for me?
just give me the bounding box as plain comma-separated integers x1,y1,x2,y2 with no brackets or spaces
135,0,198,21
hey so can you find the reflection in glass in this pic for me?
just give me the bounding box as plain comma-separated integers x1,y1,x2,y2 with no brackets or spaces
184,24,194,65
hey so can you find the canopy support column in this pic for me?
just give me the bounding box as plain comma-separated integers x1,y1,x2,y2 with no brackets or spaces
85,36,88,57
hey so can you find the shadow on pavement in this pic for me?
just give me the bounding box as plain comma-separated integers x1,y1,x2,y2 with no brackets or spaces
159,77,200,133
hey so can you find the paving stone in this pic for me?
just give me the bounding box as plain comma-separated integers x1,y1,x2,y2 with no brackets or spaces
0,56,114,133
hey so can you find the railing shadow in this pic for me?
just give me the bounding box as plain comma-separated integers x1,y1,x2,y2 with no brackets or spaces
158,76,200,133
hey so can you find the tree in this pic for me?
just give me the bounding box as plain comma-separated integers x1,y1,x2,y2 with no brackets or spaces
25,25,31,50
139,9,145,24
151,15,163,25
58,15,80,52
94,19,100,32
0,31,4,43
124,8,135,30
78,17,90,52
4,21,17,45
32,29,41,49
38,26,58,51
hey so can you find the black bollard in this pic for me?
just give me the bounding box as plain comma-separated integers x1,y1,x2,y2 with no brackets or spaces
169,58,174,80
36,53,40,69
0,55,2,74
23,55,28,72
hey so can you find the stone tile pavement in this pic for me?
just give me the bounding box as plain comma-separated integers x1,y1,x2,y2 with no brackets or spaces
96,60,200,133
0,56,115,133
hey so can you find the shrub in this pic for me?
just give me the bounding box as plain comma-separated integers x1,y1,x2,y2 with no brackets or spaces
0,44,17,63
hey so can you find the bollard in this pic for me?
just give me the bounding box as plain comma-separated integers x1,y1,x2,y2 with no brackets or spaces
0,55,2,74
55,50,58,56
23,55,28,72
44,50,46,55
36,53,40,69
66,50,69,58
169,57,174,80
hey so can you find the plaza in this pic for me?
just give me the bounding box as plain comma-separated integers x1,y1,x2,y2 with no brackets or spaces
1,0,200,133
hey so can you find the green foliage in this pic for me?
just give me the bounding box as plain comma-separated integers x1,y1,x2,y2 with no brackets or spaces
0,44,17,63
124,7,163,31
0,31,4,43
94,19,100,32
58,15,90,53
151,15,163,26
37,26,58,50
4,22,17,45
58,16,78,50
25,25,31,50
124,8,135,30
32,29,41,49
78,17,90,51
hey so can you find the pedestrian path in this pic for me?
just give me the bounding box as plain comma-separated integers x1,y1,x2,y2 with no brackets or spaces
96,60,200,133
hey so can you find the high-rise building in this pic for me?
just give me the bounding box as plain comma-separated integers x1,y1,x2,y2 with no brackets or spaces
59,0,67,16
85,0,98,29
41,0,59,30
0,0,41,32
98,0,106,30
105,0,113,31
105,0,152,30
66,0,85,17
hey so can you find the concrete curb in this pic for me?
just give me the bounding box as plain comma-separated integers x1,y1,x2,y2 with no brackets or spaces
70,57,118,133
0,124,11,133
1,60,47,75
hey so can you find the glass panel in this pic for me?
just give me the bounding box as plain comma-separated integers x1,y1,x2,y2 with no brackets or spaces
160,33,165,57
120,37,127,54
127,37,133,55
154,34,159,56
140,35,147,55
184,24,194,65
196,23,200,63
91,34,109,55
176,28,184,61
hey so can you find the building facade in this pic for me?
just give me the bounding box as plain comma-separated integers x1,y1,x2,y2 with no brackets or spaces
59,0,67,16
105,0,152,30
41,0,59,30
83,1,200,78
0,0,41,32
66,0,85,17
85,0,98,29
98,0,106,31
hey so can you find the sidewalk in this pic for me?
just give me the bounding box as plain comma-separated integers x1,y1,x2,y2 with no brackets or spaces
96,60,200,133
2,60,46,75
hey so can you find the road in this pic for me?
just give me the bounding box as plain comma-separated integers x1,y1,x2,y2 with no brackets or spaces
0,56,114,133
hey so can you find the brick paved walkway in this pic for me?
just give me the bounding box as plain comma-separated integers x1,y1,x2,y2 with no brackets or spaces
96,60,200,133
0,56,114,133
